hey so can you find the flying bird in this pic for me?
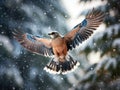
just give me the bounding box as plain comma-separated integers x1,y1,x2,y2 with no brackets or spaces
13,8,105,74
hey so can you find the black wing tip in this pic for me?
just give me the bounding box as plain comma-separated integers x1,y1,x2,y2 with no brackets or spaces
88,7,105,16
92,7,105,15
12,29,24,35
86,8,105,22
12,29,25,38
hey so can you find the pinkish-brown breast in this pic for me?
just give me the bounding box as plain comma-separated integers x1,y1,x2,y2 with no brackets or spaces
51,37,67,60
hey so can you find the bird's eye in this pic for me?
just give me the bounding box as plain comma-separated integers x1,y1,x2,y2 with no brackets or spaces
52,32,55,34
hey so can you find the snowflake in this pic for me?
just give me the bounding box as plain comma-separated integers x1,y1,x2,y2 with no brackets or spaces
64,15,68,18
0,42,3,46
12,87,15,90
0,25,2,28
54,16,56,18
44,12,47,15
93,43,96,46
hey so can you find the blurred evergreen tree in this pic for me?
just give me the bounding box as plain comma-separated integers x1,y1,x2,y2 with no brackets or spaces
0,0,70,90
72,0,120,90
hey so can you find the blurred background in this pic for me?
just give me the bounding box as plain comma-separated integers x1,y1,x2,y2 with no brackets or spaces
0,0,120,90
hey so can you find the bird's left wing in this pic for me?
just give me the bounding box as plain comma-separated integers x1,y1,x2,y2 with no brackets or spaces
64,9,105,50
13,30,53,57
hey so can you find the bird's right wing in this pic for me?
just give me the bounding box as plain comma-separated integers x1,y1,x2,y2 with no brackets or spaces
64,8,105,50
13,30,54,57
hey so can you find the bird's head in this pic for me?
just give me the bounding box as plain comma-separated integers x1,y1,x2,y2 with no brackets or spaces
48,31,61,39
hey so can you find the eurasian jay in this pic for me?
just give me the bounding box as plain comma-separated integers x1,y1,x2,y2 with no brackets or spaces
13,8,105,74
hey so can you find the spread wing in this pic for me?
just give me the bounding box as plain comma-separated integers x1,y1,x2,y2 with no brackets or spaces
13,30,53,57
64,8,105,50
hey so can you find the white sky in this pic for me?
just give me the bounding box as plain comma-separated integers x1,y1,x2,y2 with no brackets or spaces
61,0,107,28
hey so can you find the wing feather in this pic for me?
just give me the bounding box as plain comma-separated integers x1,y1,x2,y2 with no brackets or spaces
13,30,53,57
64,8,105,50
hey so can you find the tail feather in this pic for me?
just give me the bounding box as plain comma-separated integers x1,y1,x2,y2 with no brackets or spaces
44,55,80,74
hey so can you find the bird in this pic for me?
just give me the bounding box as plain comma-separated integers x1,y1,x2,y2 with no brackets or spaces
13,8,105,74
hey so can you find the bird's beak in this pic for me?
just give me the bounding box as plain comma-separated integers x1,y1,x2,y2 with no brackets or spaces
48,33,52,35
